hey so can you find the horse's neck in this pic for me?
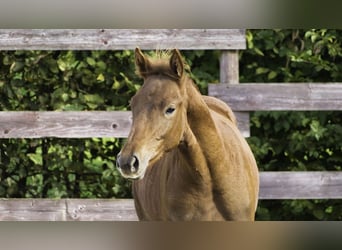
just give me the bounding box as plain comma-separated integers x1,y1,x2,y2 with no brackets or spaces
183,79,243,220
182,79,227,173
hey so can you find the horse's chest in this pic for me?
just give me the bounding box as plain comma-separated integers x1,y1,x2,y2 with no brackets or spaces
133,162,220,221
165,179,222,220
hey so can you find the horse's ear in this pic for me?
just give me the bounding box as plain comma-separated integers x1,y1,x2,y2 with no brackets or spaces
169,49,184,79
135,47,150,78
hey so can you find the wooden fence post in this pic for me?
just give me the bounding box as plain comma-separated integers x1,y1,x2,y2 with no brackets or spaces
220,50,239,84
219,50,250,137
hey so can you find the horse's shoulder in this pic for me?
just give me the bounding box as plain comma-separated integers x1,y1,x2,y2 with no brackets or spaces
202,95,237,125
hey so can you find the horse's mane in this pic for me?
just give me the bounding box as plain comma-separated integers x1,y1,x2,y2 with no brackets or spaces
135,50,190,80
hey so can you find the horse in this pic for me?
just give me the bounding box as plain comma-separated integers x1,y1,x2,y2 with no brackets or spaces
116,48,259,221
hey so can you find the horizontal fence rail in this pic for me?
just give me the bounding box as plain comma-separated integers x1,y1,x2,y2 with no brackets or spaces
0,199,138,221
2,83,340,139
0,29,246,50
0,171,341,221
0,111,132,138
0,111,250,139
259,171,342,199
209,83,342,111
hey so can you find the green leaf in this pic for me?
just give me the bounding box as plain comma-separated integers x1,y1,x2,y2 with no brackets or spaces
254,47,264,56
61,93,69,102
57,59,67,71
27,153,42,165
10,61,24,73
86,57,96,66
47,58,59,74
313,209,325,220
267,71,277,80
97,61,107,70
97,73,105,82
112,79,121,90
256,67,269,75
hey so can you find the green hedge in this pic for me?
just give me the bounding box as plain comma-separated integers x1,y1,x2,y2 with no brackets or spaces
241,30,342,220
0,30,341,220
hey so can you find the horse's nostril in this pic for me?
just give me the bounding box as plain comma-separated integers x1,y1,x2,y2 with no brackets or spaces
116,153,139,175
130,155,139,173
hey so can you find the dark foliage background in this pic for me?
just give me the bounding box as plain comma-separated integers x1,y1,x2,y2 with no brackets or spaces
240,30,342,220
0,29,341,220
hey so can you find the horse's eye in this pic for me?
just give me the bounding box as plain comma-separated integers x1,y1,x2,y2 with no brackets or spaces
165,107,176,115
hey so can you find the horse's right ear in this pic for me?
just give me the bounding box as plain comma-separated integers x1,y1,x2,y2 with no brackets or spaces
135,47,150,78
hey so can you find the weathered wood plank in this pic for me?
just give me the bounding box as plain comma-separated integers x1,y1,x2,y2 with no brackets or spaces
220,51,240,83
0,199,138,221
0,172,340,221
0,110,250,138
234,111,250,137
0,199,67,221
0,111,132,138
259,171,342,199
209,83,342,111
219,51,251,136
66,199,138,221
0,29,246,50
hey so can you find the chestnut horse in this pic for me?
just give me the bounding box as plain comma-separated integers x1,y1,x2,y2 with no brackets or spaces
116,48,259,221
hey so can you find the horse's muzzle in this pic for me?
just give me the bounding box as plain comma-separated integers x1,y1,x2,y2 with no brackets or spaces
116,153,140,178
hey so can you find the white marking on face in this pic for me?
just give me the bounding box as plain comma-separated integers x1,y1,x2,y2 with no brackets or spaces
134,143,161,179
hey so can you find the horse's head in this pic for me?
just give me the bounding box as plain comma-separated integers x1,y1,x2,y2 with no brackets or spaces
116,48,187,179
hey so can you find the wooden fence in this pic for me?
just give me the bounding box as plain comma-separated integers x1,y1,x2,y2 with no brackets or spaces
0,29,341,221
0,171,341,221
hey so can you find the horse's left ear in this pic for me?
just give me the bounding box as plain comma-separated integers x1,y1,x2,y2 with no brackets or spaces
135,47,151,78
169,49,184,79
